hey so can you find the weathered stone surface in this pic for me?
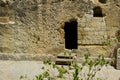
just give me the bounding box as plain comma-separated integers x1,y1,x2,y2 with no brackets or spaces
78,14,107,44
0,0,119,58
0,53,55,61
116,48,120,69
77,46,109,57
0,17,9,23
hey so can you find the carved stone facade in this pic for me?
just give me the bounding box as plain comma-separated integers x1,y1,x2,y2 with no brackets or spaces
0,0,120,58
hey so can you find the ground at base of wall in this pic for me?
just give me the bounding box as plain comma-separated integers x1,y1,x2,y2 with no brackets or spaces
0,61,120,80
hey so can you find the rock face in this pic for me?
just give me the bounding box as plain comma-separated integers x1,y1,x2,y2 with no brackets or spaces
0,0,120,57
117,48,120,69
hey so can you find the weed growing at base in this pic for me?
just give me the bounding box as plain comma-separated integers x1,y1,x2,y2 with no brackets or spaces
20,52,108,80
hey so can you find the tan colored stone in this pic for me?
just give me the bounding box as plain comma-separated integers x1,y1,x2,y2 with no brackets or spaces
0,0,119,58
0,17,9,23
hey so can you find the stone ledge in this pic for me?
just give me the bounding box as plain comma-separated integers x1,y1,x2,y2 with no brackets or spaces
0,17,15,24
0,53,112,64
0,17,9,23
0,53,56,61
0,21,15,24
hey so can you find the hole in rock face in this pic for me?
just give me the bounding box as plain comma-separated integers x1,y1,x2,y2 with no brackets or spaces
64,19,78,49
93,6,103,17
99,0,107,4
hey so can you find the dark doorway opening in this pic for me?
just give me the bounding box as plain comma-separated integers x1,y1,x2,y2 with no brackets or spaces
64,20,78,49
93,6,103,17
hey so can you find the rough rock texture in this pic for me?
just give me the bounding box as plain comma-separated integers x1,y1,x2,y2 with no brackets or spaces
117,48,120,69
78,14,107,44
0,53,55,61
0,0,120,58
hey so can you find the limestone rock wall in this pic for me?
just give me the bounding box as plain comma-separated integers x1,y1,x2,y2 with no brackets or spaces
0,0,119,57
78,14,107,44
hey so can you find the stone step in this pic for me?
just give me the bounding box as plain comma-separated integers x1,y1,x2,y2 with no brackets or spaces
57,56,73,59
57,53,76,57
55,58,73,66
56,58,73,62
55,52,77,65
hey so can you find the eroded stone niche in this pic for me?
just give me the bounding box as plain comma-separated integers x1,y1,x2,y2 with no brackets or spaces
93,6,103,17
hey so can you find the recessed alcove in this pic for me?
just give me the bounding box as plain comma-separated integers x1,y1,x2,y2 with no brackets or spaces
93,6,103,17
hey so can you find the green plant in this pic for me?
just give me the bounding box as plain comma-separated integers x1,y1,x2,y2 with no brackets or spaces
20,51,108,80
118,48,120,55
35,71,50,80
72,63,81,80
82,54,108,80
20,74,28,80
